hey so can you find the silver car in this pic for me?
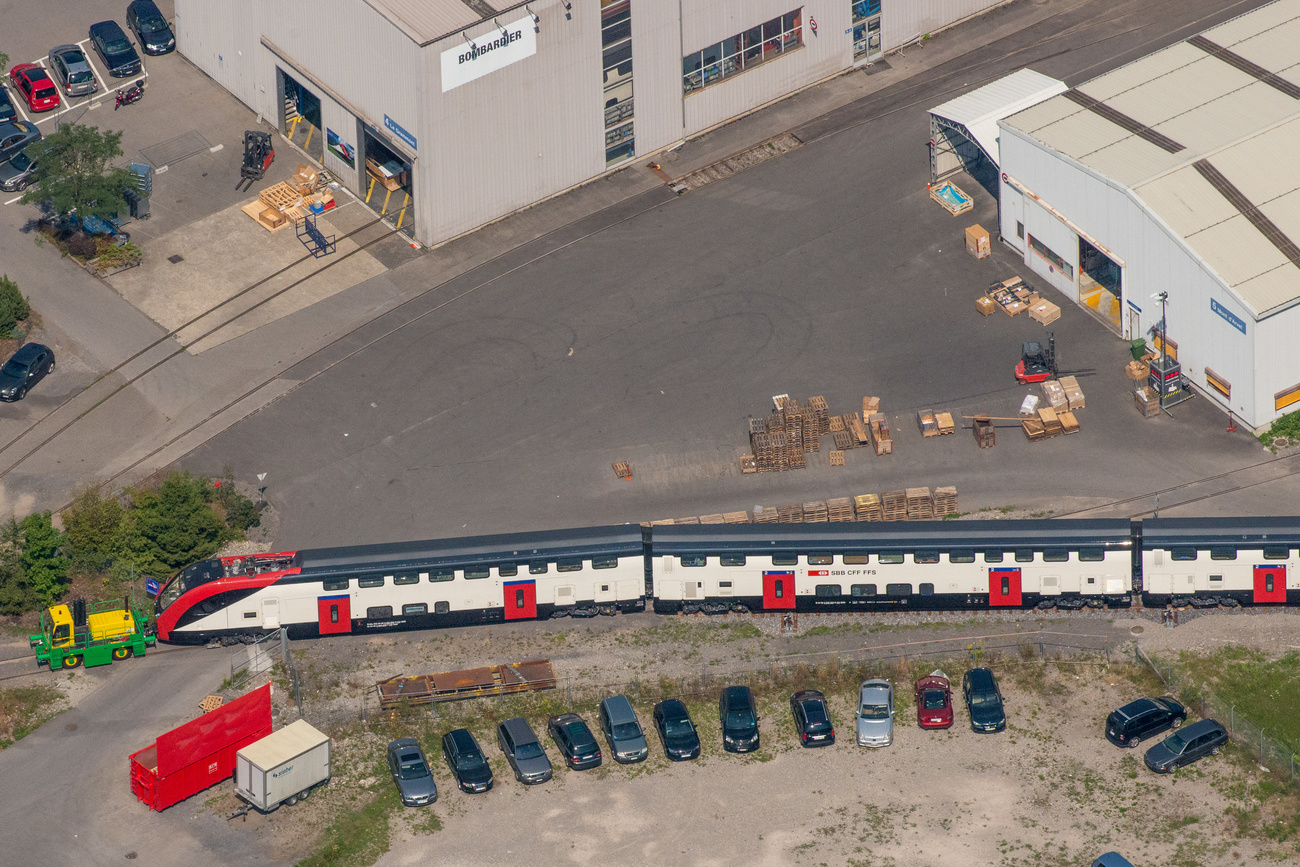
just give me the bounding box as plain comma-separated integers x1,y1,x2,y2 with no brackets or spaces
48,45,98,97
856,679,894,747
498,716,552,784
598,695,649,763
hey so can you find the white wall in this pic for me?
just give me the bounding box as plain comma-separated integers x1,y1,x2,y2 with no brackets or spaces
882,0,1007,51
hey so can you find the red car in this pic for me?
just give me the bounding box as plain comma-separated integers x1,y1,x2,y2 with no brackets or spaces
9,64,61,112
914,671,954,729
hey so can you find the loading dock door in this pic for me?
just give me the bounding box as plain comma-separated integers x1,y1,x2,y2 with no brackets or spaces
989,569,1022,606
504,580,537,620
1253,565,1286,603
318,595,351,635
763,572,796,610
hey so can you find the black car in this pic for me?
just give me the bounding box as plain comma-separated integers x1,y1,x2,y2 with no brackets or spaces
547,713,602,771
127,0,176,55
719,685,760,753
0,85,17,123
0,148,38,193
0,343,55,401
1106,697,1186,748
1144,718,1228,773
962,668,1006,733
652,699,701,761
441,728,493,793
790,689,836,747
89,21,143,78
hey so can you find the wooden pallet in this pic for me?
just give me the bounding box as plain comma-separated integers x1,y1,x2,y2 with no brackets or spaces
881,490,908,521
740,455,757,474
854,493,882,522
827,497,854,521
906,487,934,519
828,415,845,432
700,513,726,524
936,412,955,435
777,504,803,523
833,430,854,450
933,485,959,516
612,461,632,481
829,450,845,466
724,511,751,524
199,695,225,714
753,506,781,523
803,501,829,523
259,181,304,211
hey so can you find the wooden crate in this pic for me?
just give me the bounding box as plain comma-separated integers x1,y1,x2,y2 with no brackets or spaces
881,490,908,521
1022,417,1047,441
829,450,845,466
936,412,955,435
972,416,996,448
1060,410,1080,434
854,494,882,522
917,409,939,437
869,414,893,455
906,487,934,520
932,486,959,516
827,497,853,521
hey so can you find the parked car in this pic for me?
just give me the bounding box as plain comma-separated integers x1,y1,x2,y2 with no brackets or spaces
719,685,760,753
1105,696,1186,748
963,668,1006,733
792,689,836,748
0,343,55,402
1092,854,1136,867
855,679,893,747
914,670,954,730
598,695,648,763
8,65,60,113
385,738,437,806
547,713,602,770
127,0,176,55
0,86,17,123
497,717,552,784
441,728,493,793
48,45,99,97
0,148,38,193
1143,718,1228,773
652,698,700,761
0,121,41,163
89,20,144,78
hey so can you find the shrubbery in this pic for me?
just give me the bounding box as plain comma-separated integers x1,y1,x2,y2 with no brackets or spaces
0,274,30,338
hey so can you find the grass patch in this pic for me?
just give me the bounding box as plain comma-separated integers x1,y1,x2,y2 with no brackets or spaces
295,787,398,867
1175,648,1300,751
0,684,67,748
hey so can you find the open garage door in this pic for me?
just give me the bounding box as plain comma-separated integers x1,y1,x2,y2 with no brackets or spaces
280,69,324,163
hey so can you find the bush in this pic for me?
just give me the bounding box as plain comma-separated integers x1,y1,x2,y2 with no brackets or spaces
61,485,124,572
0,274,30,338
1259,408,1300,450
93,239,142,272
19,512,68,607
128,472,231,574
66,231,97,259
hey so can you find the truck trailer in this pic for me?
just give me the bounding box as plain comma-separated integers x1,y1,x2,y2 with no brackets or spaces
234,719,331,812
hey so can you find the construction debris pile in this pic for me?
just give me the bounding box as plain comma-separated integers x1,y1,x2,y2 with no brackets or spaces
652,486,959,526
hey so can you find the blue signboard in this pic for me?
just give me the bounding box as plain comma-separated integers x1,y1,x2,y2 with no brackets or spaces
1210,298,1246,334
384,115,417,151
145,577,160,597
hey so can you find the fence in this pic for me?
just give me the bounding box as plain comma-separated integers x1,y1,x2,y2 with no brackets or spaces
1136,645,1297,785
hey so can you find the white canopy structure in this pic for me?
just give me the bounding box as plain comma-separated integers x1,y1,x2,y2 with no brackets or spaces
929,69,1067,180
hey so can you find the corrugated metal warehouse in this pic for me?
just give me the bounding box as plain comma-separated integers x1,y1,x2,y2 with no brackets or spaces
173,0,1006,246
996,0,1300,430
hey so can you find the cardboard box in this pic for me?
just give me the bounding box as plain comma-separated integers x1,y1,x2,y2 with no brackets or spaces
1041,379,1069,411
976,296,995,316
1125,360,1150,381
291,162,320,195
1029,299,1061,325
965,224,990,259
1060,375,1085,410
259,207,285,229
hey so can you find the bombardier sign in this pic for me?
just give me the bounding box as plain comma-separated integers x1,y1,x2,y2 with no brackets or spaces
441,16,536,92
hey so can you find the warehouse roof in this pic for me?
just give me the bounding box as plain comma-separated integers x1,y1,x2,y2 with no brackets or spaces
1001,0,1300,317
929,69,1067,168
364,0,530,46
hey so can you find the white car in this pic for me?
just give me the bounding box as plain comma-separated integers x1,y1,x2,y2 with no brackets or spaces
856,679,894,747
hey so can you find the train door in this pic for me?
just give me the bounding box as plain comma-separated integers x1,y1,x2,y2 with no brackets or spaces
504,580,537,620
1253,565,1286,603
988,569,1022,606
763,572,795,609
261,597,281,629
318,595,351,635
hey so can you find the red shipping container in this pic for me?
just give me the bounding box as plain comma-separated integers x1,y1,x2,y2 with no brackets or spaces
130,683,273,811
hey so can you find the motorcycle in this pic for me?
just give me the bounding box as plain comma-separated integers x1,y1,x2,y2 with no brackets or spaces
115,81,144,110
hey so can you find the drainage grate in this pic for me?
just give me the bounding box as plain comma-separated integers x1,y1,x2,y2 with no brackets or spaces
167,254,184,264
1062,89,1185,154
1195,159,1300,269
1188,35,1300,100
673,132,804,193
139,130,214,168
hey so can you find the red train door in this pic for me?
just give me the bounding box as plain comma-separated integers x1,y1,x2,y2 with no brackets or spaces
504,580,537,620
989,569,1022,607
763,572,796,609
1253,565,1286,603
318,595,351,634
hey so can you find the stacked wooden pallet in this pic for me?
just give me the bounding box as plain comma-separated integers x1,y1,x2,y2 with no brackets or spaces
700,513,726,524
724,511,750,524
827,497,854,522
808,396,829,441
882,490,908,521
753,506,780,523
803,501,829,523
906,487,935,519
869,414,893,455
848,413,869,448
828,415,845,432
777,504,803,523
833,430,854,450
933,486,959,516
936,412,955,435
854,494,882,522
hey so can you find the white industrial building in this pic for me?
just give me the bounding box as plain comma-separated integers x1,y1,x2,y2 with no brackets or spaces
989,0,1300,430
173,0,1008,247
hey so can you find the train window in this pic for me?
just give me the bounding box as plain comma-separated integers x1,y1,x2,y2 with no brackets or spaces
885,583,911,597
808,554,833,565
243,611,257,619
1170,548,1198,561
815,584,841,597
530,561,549,574
1078,548,1104,562
919,583,934,596
515,589,526,608
1209,548,1236,561
359,576,384,588
402,603,428,616
719,580,732,588
843,555,870,564
771,554,797,566
498,563,518,577
323,578,349,591
948,550,975,564
329,605,339,624
1014,549,1035,563
878,553,904,565
464,567,490,580
983,550,1004,564
914,551,939,564
851,584,876,597
434,601,450,614
1263,546,1289,560
557,559,583,572
680,556,707,568
1209,574,1223,584
392,573,418,585
721,555,746,566
1085,576,1096,585
773,580,785,599
367,606,393,618
429,570,454,582
1043,550,1069,563
593,557,618,569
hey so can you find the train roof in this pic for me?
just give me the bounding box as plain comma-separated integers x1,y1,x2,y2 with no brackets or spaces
648,519,1133,554
1140,517,1300,547
294,525,644,573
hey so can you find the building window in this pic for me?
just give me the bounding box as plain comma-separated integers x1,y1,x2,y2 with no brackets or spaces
1016,221,1025,239
602,0,635,166
851,1,881,62
1205,368,1230,399
593,557,618,569
557,559,583,572
429,569,454,582
1027,234,1074,279
807,553,833,565
683,10,803,93
392,573,418,585
359,576,384,588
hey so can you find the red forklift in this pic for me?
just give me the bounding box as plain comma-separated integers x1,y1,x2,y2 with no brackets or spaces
1015,332,1057,384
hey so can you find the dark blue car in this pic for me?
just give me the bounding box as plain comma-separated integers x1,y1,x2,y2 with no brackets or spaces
127,0,175,56
0,85,16,123
89,20,143,78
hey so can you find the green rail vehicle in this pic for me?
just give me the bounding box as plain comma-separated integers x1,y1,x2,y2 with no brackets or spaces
30,597,155,669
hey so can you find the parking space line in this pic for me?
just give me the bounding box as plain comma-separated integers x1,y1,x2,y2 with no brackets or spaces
78,41,111,97
4,196,24,206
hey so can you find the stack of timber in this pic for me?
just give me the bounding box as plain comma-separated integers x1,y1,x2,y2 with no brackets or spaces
854,494,882,522
906,487,935,519
869,414,893,455
803,501,829,523
827,497,854,522
1060,375,1085,410
675,516,701,524
932,486,959,516
917,409,940,437
881,490,908,521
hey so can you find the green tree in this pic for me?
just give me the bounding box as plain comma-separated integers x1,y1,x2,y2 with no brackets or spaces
0,518,33,616
61,485,124,572
20,123,133,221
130,472,229,573
0,275,30,338
19,512,69,607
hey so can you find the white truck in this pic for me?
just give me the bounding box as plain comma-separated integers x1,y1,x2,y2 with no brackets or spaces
234,720,331,812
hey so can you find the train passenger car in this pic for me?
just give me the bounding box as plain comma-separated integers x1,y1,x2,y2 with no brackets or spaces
155,526,647,644
649,521,1134,613
1140,517,1300,607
